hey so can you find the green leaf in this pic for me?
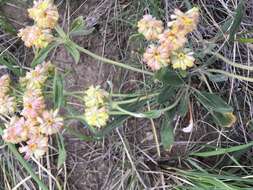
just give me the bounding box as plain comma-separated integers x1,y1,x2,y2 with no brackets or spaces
64,41,80,64
157,86,177,104
55,25,67,39
56,134,66,169
178,94,189,117
195,91,233,113
0,53,23,76
154,68,184,86
229,0,245,41
53,70,64,109
0,15,16,34
31,42,59,67
237,38,253,43
207,73,228,83
70,28,94,37
70,16,85,32
69,16,94,37
212,112,236,128
161,112,175,150
191,141,253,157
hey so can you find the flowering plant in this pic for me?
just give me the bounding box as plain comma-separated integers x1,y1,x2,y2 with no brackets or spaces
1,1,241,160
2,2,250,188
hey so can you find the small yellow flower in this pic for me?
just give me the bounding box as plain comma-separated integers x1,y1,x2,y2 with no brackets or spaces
18,26,53,48
84,107,109,128
138,15,164,40
171,50,195,70
20,61,53,89
0,75,10,94
0,95,16,116
28,0,59,29
169,7,199,35
84,85,109,108
143,45,170,71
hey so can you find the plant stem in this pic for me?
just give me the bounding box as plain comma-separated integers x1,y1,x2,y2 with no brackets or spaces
210,52,253,71
74,43,154,76
207,69,253,82
114,92,159,105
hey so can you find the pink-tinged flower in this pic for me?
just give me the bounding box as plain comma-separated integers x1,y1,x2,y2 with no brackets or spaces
3,117,28,144
37,110,63,135
0,75,10,94
158,29,187,51
143,45,170,71
21,89,45,119
19,135,48,159
18,25,53,48
25,119,41,138
138,15,164,40
169,7,199,35
28,0,59,29
0,95,16,116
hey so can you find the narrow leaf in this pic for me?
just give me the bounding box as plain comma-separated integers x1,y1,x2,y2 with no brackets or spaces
0,15,16,34
53,70,64,109
161,112,175,150
191,141,253,157
195,91,233,113
57,134,66,169
229,0,245,41
64,41,80,64
31,42,59,67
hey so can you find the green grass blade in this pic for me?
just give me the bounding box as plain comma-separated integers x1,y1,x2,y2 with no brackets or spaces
190,141,253,157
229,0,245,41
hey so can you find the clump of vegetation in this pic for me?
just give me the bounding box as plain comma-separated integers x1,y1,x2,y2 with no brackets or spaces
0,0,253,189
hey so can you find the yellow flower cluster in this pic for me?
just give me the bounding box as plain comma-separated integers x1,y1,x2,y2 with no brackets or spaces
83,86,109,128
18,26,53,48
2,62,63,159
28,0,59,29
18,0,59,48
138,8,199,71
0,75,16,116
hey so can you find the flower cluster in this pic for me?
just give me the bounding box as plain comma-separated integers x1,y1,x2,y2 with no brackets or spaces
137,15,164,41
0,75,16,116
83,86,109,128
138,8,199,71
18,0,59,48
2,62,63,159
